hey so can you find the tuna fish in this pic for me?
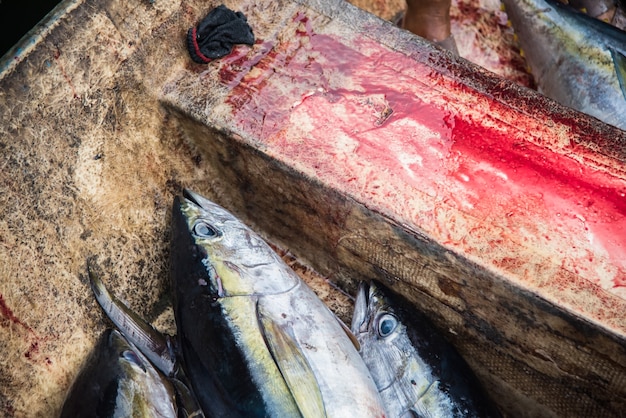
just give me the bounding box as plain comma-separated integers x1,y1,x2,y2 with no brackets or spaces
59,328,177,418
502,0,626,131
169,189,386,417
351,281,501,418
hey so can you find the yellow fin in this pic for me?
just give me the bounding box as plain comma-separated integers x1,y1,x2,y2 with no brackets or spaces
610,47,626,101
257,308,326,418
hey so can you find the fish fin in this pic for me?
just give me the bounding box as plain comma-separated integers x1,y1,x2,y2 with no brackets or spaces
257,307,326,418
610,47,626,101
87,259,177,377
335,316,361,351
170,375,206,418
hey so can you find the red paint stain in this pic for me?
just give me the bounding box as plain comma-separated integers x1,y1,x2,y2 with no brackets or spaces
0,293,34,333
1,400,15,417
217,13,626,294
53,47,79,100
218,41,274,89
0,293,53,366
24,341,39,360
293,11,314,37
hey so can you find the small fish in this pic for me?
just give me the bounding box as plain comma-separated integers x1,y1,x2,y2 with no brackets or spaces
168,189,386,417
89,266,203,418
351,281,501,418
502,0,626,131
59,329,177,418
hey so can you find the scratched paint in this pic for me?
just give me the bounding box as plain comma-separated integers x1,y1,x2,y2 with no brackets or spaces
218,11,626,305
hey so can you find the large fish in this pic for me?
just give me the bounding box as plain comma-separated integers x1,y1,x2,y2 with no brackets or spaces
501,0,626,131
351,281,501,418
59,328,177,418
168,189,386,417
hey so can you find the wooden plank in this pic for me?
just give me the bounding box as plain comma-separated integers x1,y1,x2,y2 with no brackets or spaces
160,0,626,416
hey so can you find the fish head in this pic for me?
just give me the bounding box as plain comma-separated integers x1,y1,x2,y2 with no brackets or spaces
351,281,411,391
106,330,178,417
60,329,177,418
170,189,297,301
351,281,503,417
352,281,442,414
108,329,153,376
352,280,401,342
107,329,145,369
169,190,305,416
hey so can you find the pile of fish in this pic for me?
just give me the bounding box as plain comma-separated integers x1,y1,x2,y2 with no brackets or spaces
501,0,626,131
60,190,500,417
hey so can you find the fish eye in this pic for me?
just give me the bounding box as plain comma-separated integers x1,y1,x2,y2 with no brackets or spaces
377,313,398,337
193,221,220,239
121,350,146,372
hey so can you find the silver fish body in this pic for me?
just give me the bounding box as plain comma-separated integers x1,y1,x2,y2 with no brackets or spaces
351,281,501,418
59,329,177,418
502,0,626,131
169,189,386,418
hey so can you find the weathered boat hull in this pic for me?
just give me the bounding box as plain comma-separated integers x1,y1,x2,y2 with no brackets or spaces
1,0,625,417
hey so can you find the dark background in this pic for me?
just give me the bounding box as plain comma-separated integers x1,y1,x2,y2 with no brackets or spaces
0,0,63,57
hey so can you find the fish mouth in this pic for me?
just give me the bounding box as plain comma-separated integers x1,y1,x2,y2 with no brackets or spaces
181,189,225,218
183,188,202,207
171,189,202,223
351,281,371,335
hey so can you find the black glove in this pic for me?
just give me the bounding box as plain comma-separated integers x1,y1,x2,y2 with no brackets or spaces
187,5,255,64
